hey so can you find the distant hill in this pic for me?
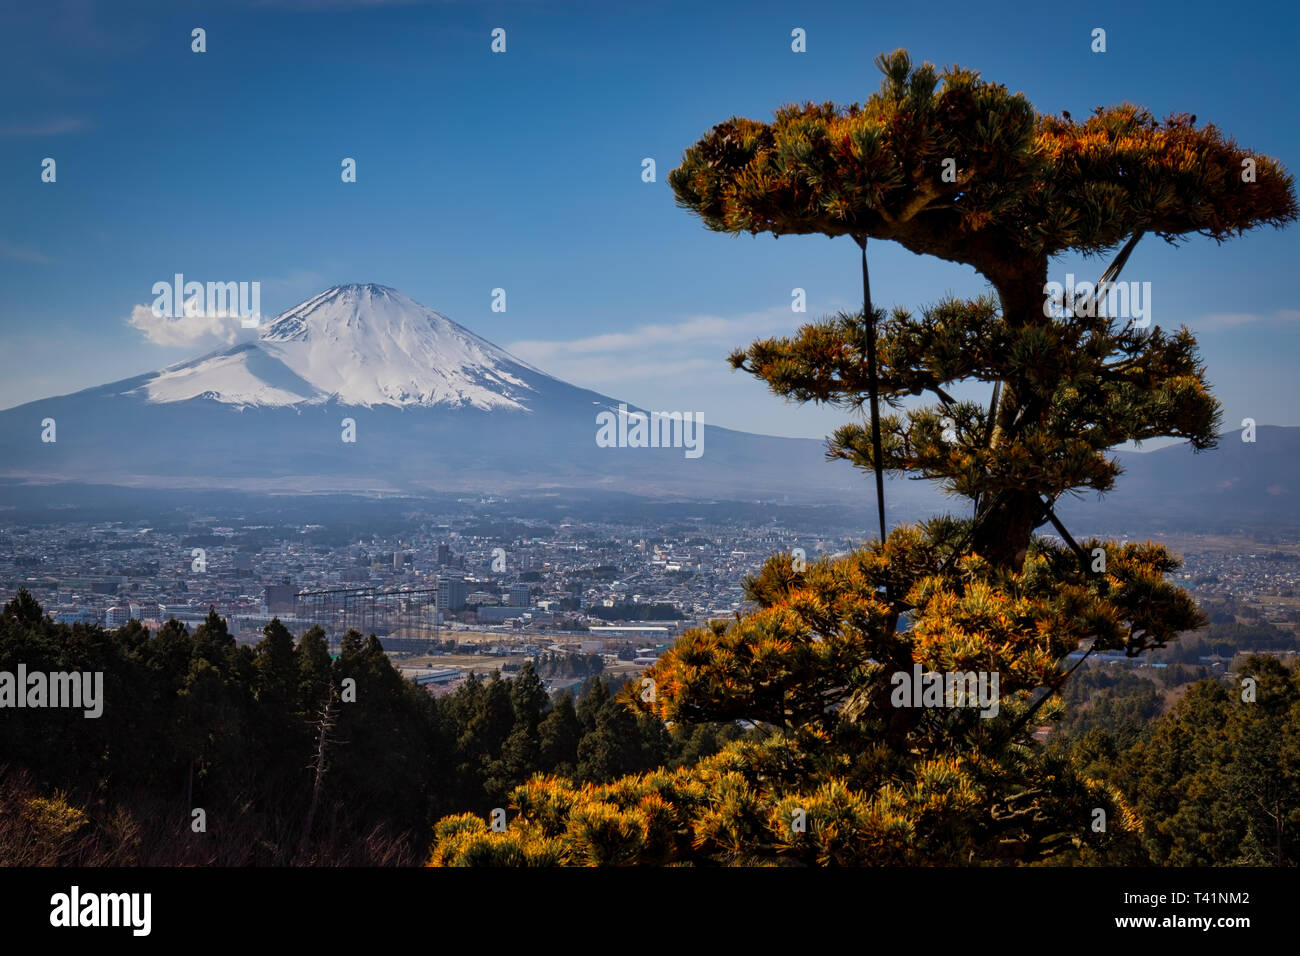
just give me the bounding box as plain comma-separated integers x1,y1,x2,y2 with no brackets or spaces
1060,425,1300,534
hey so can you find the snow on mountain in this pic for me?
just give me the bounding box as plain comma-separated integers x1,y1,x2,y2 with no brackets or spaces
132,284,542,411
133,343,320,406
0,282,868,503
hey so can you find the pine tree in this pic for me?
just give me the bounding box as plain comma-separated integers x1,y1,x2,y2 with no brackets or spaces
1116,656,1300,865
254,618,297,713
670,48,1296,568
575,675,609,734
252,618,305,806
509,661,548,734
538,692,582,774
293,625,333,719
191,606,234,665
2,588,46,625
501,662,548,783
428,49,1296,867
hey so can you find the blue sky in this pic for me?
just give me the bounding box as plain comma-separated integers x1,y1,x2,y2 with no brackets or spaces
1,0,1297,442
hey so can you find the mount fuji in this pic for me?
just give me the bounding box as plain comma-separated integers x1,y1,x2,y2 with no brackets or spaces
137,285,543,412
0,285,865,502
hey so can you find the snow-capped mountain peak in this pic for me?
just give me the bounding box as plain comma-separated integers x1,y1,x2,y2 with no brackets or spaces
133,285,541,410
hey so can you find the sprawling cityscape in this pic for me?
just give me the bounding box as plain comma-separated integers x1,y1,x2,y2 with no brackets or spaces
0,499,865,694
4,498,1299,697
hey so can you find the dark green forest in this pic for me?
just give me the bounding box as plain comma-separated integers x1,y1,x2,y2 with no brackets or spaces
0,589,741,865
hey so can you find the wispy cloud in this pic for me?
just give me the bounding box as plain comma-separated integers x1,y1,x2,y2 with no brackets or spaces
1194,309,1300,330
510,306,795,368
0,117,87,137
0,239,51,264
507,306,851,438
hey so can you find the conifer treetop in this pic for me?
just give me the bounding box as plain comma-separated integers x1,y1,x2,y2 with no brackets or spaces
669,49,1296,285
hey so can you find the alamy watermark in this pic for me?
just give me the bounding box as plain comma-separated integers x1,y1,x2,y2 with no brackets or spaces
0,665,103,718
50,886,150,936
890,664,1000,718
151,273,262,328
1043,273,1151,328
595,403,704,459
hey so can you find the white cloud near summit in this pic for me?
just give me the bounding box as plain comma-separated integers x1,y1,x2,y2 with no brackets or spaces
125,304,258,349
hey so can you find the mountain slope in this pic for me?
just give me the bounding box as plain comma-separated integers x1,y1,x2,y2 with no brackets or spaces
1061,426,1300,531
1,284,1295,523
0,285,865,503
133,284,544,411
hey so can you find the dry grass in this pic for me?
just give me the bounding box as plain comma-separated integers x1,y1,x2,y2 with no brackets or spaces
0,764,421,867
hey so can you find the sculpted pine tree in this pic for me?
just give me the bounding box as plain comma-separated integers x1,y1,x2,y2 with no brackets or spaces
427,51,1296,867
671,49,1295,568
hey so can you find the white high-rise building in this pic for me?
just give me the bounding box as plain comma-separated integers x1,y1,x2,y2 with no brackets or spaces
105,605,132,627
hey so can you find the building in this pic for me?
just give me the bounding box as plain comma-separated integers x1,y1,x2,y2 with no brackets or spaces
508,583,531,607
104,605,132,627
476,606,554,625
437,544,452,567
476,606,523,624
134,601,161,621
264,584,297,615
438,575,469,612
404,667,464,686
234,614,319,642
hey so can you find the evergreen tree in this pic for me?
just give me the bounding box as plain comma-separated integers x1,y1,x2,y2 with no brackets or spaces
251,618,306,807
671,49,1295,568
293,625,333,719
510,661,547,735
254,618,297,714
191,606,234,664
538,692,582,775
500,662,548,783
1116,657,1300,865
469,673,519,804
576,676,609,735
2,588,45,625
430,50,1295,867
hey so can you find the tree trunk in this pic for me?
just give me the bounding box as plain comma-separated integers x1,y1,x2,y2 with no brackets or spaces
973,490,1042,570
298,688,336,862
974,264,1051,570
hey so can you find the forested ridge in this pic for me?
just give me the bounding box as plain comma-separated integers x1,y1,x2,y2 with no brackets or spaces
0,589,741,865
